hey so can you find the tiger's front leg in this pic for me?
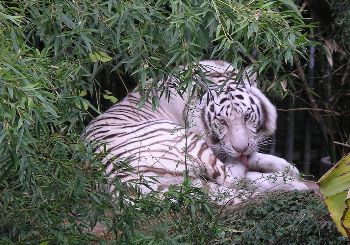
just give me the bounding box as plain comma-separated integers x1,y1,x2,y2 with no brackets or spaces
243,153,309,192
245,171,309,192
247,152,300,177
189,139,247,188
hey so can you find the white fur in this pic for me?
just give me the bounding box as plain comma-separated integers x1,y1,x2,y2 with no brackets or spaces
85,60,308,205
163,60,307,197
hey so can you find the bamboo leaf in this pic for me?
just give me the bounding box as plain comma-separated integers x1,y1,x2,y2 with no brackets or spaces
342,189,350,237
103,94,118,103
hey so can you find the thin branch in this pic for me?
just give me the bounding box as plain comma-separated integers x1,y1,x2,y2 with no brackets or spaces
294,56,318,114
117,72,131,95
333,141,350,148
277,108,342,116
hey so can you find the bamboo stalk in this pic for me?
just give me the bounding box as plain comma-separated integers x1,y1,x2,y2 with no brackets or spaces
270,133,276,155
294,56,329,145
285,96,295,163
302,38,315,174
303,118,312,174
324,62,337,163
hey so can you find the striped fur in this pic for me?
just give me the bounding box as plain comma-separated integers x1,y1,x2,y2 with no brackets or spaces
83,60,307,201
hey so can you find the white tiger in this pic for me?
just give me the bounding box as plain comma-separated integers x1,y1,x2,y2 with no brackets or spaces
83,60,307,203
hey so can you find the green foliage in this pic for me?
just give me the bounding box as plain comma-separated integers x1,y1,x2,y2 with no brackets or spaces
0,5,112,243
122,190,345,245
217,192,346,244
329,1,350,52
129,179,220,244
19,0,310,96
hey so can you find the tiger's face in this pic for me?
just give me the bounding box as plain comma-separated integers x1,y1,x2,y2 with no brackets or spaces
203,81,277,159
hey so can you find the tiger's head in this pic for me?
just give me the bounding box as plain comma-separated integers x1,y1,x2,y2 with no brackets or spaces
199,60,277,160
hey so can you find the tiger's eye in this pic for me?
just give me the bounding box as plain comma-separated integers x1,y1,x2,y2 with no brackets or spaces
218,118,228,126
244,114,250,122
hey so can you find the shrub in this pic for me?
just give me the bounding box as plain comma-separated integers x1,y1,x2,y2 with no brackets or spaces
0,6,113,243
216,191,346,245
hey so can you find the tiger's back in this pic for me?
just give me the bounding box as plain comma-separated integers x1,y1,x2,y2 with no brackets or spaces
83,87,218,192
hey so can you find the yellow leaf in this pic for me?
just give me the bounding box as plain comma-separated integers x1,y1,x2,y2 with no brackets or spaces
318,153,350,237
88,51,112,63
342,189,350,237
103,94,118,103
89,53,97,62
79,89,87,97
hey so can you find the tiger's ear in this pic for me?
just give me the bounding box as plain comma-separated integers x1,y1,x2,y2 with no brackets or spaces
242,67,257,87
250,87,277,135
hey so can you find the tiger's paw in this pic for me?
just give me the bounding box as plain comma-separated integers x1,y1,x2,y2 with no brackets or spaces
262,155,301,178
223,161,247,187
292,180,309,191
245,171,309,192
281,162,301,178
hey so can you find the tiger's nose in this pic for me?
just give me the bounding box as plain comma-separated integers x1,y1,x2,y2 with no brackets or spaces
233,145,248,154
